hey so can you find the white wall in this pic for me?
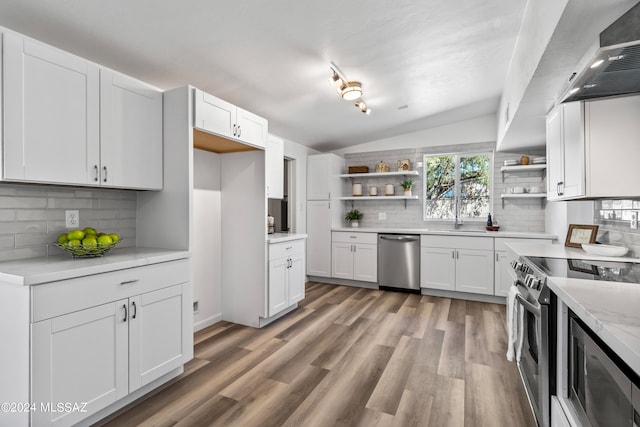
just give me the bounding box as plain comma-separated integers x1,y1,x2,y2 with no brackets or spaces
334,114,497,155
192,149,222,330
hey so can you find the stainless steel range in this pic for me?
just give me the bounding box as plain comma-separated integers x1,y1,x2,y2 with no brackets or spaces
510,257,556,427
511,255,640,427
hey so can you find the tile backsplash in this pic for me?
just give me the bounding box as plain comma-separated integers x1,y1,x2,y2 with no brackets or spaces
342,142,546,232
594,199,640,257
0,183,137,262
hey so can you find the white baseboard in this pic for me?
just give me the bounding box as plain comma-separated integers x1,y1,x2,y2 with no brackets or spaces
193,313,222,332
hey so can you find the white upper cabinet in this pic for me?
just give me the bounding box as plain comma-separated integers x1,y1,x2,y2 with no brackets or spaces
2,30,163,190
307,153,344,200
100,70,163,190
3,31,100,185
193,88,267,149
546,102,585,200
266,134,284,199
546,95,640,200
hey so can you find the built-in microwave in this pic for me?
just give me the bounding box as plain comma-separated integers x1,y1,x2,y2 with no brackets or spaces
568,313,640,426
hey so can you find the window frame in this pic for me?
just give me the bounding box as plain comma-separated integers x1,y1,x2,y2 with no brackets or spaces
422,150,493,222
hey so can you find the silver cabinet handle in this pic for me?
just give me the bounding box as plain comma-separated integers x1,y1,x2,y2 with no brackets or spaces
93,165,99,182
237,125,241,137
132,301,137,319
452,251,455,259
120,280,139,285
122,304,128,322
456,250,460,259
103,166,108,183
496,253,499,262
286,246,293,250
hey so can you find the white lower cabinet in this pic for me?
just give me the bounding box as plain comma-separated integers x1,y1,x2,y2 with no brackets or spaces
268,239,306,317
494,238,553,297
331,232,377,283
27,259,190,427
420,235,494,295
32,301,128,427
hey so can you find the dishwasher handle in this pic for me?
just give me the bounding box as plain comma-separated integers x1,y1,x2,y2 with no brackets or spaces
379,235,419,242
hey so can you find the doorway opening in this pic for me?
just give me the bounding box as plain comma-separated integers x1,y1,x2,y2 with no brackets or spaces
268,157,295,233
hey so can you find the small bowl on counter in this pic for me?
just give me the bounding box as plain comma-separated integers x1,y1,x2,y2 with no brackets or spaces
486,225,500,232
581,243,629,257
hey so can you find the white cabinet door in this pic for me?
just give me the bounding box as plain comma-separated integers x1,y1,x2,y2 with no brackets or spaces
353,243,378,282
268,257,289,317
546,107,563,200
560,101,585,199
266,135,284,198
128,285,183,393
3,32,100,185
236,107,267,149
495,251,518,297
307,155,332,200
100,70,163,190
307,200,332,277
307,154,344,200
456,249,494,295
31,300,128,427
420,247,456,291
288,253,306,304
586,95,640,198
332,242,354,280
193,89,234,138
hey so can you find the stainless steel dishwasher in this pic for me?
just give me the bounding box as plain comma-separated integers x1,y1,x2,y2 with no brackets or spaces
378,234,420,291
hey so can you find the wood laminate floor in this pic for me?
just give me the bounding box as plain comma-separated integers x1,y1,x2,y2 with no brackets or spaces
100,282,536,427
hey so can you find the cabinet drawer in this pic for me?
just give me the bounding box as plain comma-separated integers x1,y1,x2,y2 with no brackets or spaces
32,259,190,322
421,235,493,250
269,239,305,260
332,231,378,245
494,238,552,252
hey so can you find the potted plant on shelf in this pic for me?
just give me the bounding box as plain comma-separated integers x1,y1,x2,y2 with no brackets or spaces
400,178,414,196
344,209,363,228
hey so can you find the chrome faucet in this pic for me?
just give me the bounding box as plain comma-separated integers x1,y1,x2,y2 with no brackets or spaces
454,197,463,229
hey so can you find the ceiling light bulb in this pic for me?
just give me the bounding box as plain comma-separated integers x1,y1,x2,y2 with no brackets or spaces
363,108,371,115
590,59,605,68
328,72,342,87
340,82,362,101
355,101,366,109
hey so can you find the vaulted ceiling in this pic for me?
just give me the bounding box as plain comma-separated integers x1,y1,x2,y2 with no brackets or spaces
0,0,527,151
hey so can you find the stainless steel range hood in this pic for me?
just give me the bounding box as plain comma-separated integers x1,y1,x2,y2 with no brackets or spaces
561,1,640,102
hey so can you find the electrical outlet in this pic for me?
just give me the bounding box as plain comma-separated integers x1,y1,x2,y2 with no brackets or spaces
193,300,199,314
378,212,387,220
65,210,79,228
632,211,638,230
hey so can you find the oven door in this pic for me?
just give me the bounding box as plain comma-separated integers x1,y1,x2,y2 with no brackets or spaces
515,285,550,427
569,317,633,427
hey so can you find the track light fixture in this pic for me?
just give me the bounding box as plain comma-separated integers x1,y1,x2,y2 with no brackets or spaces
328,62,371,114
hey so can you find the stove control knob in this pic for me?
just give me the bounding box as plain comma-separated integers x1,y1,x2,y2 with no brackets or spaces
524,274,541,289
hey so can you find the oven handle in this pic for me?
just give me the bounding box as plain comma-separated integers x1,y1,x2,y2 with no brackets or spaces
514,287,541,317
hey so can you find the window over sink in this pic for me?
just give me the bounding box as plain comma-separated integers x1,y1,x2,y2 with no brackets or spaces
423,152,493,221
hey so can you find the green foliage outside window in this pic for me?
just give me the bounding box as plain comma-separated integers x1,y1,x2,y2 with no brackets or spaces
424,153,491,220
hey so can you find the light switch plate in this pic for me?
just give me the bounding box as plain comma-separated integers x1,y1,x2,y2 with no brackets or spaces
65,210,79,229
378,212,387,220
631,211,638,230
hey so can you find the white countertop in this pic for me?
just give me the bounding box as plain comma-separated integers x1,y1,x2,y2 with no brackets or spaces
332,227,556,239
505,242,640,263
547,277,640,377
0,247,190,286
267,233,307,243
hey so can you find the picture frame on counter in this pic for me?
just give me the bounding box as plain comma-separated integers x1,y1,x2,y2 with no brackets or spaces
565,224,599,248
